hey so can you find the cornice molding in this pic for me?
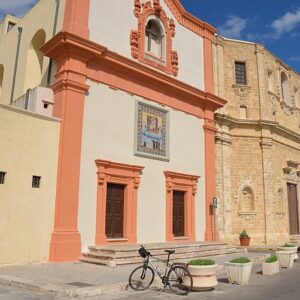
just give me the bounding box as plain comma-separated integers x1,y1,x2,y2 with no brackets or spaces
42,32,225,117
215,113,300,141
163,0,216,40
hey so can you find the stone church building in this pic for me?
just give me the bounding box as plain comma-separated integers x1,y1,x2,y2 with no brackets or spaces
213,36,300,245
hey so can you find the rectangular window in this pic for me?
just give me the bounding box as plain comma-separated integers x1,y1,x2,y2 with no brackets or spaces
235,61,247,85
7,21,16,33
0,172,6,184
32,176,41,188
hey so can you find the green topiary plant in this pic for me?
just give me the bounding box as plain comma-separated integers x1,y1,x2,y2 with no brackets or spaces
265,255,278,263
229,257,251,264
282,243,295,247
239,229,249,238
188,258,216,266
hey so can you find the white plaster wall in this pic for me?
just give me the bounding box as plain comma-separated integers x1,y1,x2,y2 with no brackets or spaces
89,0,204,90
78,81,206,250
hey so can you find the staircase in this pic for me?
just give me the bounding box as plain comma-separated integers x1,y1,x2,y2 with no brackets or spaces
290,235,300,245
80,242,244,267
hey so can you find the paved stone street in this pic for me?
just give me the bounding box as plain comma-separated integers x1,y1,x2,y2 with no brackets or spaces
1,260,300,299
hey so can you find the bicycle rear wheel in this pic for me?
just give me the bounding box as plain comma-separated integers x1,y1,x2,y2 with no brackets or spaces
167,265,193,295
128,265,155,291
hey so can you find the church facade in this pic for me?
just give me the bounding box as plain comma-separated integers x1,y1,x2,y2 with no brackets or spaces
0,0,224,263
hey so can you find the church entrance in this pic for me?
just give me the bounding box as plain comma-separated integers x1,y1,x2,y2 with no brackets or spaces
105,183,125,238
287,183,299,235
173,190,185,237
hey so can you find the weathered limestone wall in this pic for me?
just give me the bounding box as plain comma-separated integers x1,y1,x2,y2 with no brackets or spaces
213,36,300,245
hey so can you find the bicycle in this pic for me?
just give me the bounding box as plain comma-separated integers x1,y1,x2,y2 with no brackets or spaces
128,245,193,295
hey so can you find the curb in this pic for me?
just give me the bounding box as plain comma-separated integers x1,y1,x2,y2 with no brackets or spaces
0,255,269,298
0,275,129,298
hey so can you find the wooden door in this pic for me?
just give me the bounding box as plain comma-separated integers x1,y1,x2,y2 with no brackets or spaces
173,191,185,237
287,183,299,235
105,183,125,238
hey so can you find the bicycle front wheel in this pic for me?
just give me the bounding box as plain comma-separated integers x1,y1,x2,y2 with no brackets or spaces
167,265,193,295
128,265,155,291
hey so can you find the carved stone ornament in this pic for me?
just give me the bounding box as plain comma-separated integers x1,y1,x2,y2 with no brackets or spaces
268,91,279,114
283,164,300,184
169,18,175,37
171,50,178,76
280,101,293,116
153,0,162,15
134,0,141,17
238,212,256,221
232,84,251,98
130,30,140,59
130,0,178,76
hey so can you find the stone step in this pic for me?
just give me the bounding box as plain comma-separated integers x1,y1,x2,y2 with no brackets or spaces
82,248,243,264
290,235,300,245
88,242,230,257
80,242,244,267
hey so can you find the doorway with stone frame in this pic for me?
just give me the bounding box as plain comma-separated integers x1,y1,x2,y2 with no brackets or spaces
287,183,299,235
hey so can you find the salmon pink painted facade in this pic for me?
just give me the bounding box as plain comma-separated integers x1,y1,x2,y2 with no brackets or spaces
0,0,225,263
40,0,225,261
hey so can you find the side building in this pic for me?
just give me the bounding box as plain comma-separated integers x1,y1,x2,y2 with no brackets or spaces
213,35,300,245
0,1,63,264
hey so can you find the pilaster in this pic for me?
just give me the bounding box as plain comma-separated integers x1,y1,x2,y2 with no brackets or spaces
204,111,219,241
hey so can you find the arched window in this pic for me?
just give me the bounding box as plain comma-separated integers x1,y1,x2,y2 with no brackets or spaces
0,64,3,100
281,72,290,105
239,187,255,212
23,29,46,93
268,69,274,93
145,19,164,59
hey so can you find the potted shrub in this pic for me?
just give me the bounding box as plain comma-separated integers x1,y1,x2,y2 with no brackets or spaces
239,230,251,246
224,257,252,285
276,249,295,269
263,255,279,275
185,258,218,291
278,243,298,260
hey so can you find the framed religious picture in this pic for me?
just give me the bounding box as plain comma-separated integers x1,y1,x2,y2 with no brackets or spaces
135,101,169,161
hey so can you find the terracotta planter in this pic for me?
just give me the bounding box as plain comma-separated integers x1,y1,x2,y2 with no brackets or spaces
185,264,218,291
225,261,252,285
262,260,279,275
239,237,251,246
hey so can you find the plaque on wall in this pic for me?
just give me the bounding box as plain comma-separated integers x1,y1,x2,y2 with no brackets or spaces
135,101,169,161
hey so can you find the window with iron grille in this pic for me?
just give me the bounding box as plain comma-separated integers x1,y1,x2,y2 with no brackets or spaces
32,176,41,188
235,61,247,85
0,172,6,184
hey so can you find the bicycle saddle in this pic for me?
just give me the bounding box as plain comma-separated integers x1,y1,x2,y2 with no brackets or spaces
165,250,175,254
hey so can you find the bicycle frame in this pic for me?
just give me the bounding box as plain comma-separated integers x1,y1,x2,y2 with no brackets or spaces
145,255,170,279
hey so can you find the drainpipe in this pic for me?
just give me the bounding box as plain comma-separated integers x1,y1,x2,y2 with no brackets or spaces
47,0,60,86
10,26,23,105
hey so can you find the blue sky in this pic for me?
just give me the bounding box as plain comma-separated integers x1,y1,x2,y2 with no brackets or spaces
181,0,300,73
0,0,299,73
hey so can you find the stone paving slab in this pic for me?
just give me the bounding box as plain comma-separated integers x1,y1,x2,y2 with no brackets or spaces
0,251,270,298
